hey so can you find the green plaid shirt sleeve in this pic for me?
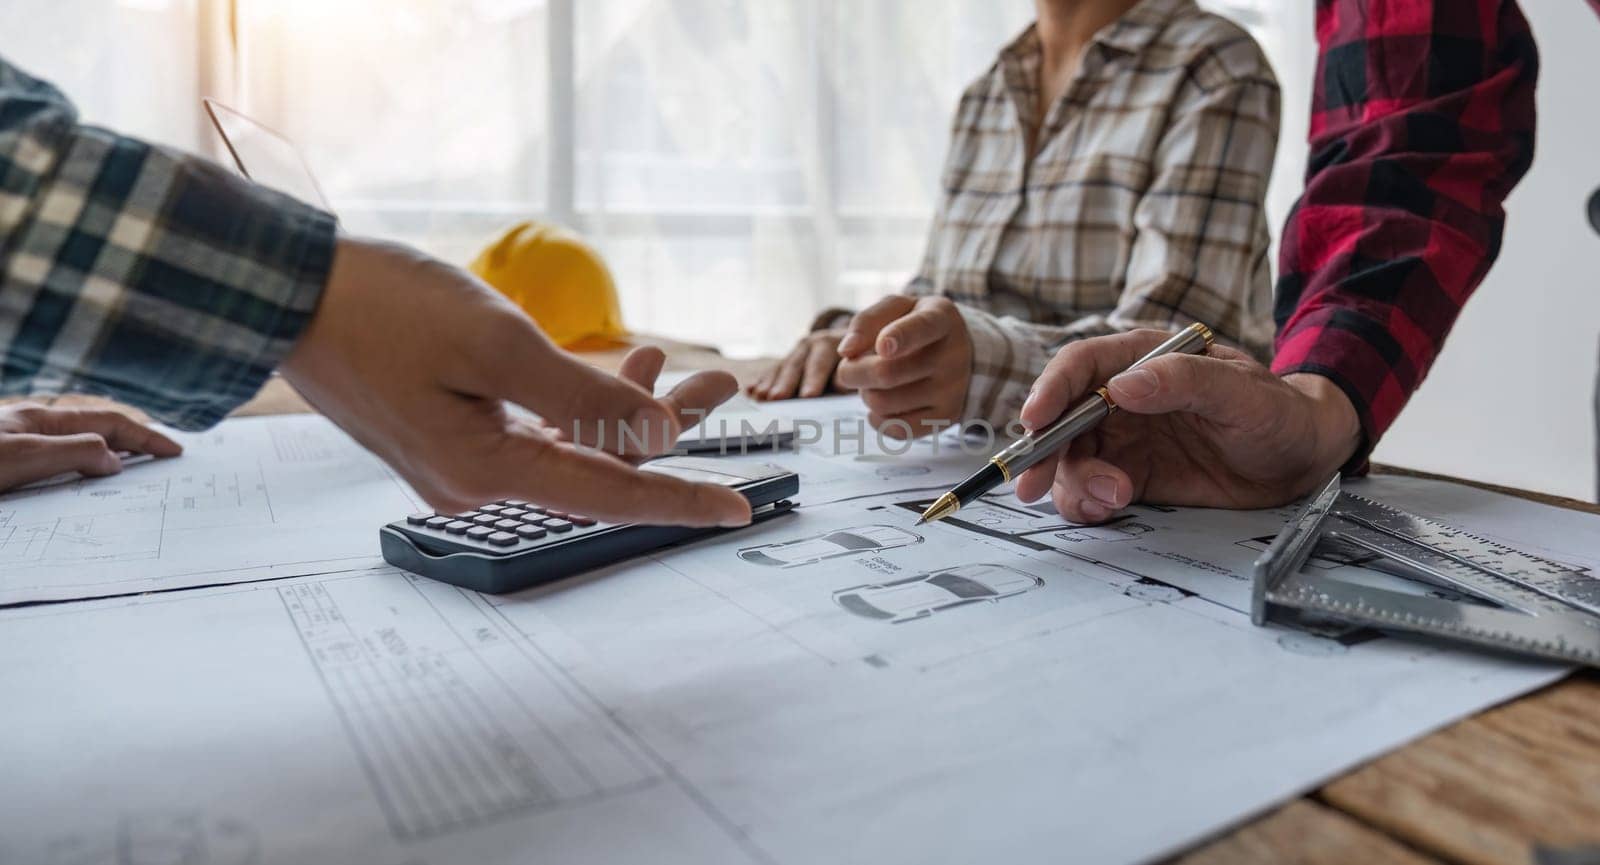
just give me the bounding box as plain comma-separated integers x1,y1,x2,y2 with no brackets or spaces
0,59,336,430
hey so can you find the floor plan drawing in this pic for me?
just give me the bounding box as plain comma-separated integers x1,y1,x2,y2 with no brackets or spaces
40,811,260,865
7,398,1599,864
883,492,1391,619
1235,533,1381,570
1,568,754,865
1054,520,1154,543
0,415,421,605
3,471,1594,864
906,495,1104,540
277,577,660,841
869,462,931,481
1122,576,1193,604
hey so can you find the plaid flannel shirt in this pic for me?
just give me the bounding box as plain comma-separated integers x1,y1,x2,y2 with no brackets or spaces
1272,0,1599,469
0,59,336,430
900,0,1280,428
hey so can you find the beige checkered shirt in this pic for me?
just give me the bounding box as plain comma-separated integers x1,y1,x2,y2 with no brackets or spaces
903,0,1279,427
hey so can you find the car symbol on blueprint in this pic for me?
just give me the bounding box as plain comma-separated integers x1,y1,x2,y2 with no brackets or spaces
833,563,1043,624
737,525,922,568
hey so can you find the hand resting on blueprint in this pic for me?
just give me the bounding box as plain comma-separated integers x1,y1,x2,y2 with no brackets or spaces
0,403,182,492
747,326,852,401
1014,329,1362,522
277,237,752,527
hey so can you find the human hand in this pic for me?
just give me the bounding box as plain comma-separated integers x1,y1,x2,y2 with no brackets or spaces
0,403,182,492
747,327,850,401
278,236,751,527
542,342,727,461
833,295,971,438
1013,329,1362,522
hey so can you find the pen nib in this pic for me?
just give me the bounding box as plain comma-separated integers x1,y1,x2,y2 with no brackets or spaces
918,493,959,526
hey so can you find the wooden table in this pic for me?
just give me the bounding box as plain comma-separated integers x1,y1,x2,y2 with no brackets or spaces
14,339,1600,865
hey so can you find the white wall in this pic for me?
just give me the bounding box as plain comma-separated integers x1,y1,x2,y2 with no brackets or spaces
1240,2,1315,274
1251,2,1600,500
1369,3,1600,500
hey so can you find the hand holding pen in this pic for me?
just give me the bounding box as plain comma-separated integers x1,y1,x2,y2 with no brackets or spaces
979,327,1364,524
919,323,1215,524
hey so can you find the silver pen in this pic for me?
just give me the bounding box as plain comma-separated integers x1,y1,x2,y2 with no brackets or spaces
917,322,1215,525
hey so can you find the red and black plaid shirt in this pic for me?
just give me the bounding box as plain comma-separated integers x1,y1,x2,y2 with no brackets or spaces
1273,0,1600,468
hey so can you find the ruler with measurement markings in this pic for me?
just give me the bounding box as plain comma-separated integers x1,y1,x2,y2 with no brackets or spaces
1251,476,1600,667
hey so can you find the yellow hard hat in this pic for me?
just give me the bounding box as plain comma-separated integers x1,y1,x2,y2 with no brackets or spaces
469,220,628,350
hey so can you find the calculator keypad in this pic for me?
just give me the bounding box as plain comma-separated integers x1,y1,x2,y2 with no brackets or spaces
400,501,608,552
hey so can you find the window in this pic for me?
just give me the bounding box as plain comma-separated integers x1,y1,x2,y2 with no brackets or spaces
567,0,1037,355
234,0,553,264
0,0,207,153
226,0,1037,355
5,0,1312,358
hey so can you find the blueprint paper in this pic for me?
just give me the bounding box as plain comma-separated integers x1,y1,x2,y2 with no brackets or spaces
0,414,417,605
0,471,1583,864
665,389,1007,504
0,569,753,865
675,390,797,448
0,393,916,606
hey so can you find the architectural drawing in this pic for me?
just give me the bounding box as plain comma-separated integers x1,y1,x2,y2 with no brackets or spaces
3,567,712,865
1122,577,1193,604
0,415,419,605
1054,521,1154,543
277,575,659,841
4,471,1593,864
872,463,931,481
1236,534,1381,570
43,812,259,865
737,524,922,568
6,399,1597,865
833,564,1043,624
1276,631,1361,657
913,497,1085,538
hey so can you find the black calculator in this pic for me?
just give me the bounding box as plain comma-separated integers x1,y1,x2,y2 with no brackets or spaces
380,456,798,594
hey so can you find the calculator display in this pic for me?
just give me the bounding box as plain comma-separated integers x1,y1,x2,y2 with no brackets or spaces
639,457,786,486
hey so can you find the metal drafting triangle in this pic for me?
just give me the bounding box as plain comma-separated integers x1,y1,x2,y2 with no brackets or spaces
1251,475,1600,667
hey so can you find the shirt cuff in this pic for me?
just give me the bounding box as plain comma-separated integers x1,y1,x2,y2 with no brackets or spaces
1271,318,1393,475
30,155,336,430
157,194,337,429
957,304,1051,431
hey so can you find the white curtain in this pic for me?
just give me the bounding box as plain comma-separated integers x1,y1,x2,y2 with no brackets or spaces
0,0,209,153
0,0,1306,359
234,0,1036,357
